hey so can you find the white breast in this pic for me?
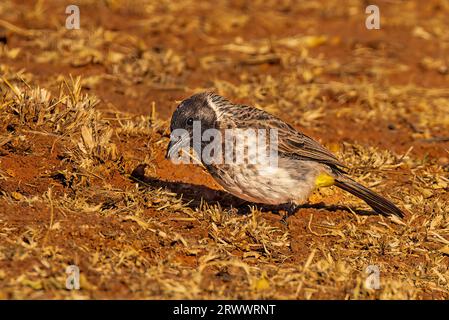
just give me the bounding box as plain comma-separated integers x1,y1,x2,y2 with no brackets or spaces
211,161,320,205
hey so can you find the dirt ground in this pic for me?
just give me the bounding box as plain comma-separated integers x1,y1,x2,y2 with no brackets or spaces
0,0,448,299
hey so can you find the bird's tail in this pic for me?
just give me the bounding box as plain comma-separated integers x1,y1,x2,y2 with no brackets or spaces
334,175,404,218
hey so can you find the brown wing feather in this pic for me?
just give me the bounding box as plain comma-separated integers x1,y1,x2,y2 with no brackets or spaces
276,120,346,169
221,104,347,170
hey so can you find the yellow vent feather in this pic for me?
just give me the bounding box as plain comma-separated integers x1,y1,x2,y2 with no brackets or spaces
315,173,335,188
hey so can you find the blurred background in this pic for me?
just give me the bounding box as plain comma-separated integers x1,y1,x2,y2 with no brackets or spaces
1,0,448,155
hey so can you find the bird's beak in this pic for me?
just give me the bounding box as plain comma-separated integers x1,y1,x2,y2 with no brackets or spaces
165,139,175,159
165,132,190,159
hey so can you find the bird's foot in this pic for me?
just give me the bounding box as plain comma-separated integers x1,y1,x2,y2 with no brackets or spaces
280,203,299,226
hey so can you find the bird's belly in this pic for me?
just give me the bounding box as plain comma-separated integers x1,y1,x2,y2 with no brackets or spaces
207,160,321,205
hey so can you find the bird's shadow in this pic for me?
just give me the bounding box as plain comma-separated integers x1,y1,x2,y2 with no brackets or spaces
130,164,377,217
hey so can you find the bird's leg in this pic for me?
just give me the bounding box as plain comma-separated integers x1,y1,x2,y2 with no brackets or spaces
280,202,299,225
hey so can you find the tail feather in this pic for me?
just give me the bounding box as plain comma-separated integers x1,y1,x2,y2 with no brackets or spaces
334,176,404,218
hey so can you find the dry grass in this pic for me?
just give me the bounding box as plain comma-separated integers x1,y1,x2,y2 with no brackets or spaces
0,0,448,300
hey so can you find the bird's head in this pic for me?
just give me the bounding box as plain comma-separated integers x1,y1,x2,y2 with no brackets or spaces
165,92,219,159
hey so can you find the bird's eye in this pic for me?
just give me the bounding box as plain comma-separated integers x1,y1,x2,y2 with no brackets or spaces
186,118,194,126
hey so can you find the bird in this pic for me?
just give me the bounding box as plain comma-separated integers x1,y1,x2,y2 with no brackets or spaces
165,92,404,218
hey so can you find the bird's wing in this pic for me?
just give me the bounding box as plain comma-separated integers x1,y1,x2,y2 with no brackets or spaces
276,121,346,169
228,104,347,170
